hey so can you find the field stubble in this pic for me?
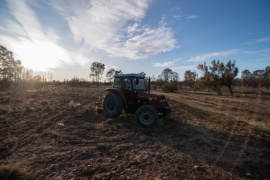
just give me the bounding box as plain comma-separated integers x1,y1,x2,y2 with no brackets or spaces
0,86,269,179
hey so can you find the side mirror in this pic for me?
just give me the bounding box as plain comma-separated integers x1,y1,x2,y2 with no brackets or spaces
135,78,139,85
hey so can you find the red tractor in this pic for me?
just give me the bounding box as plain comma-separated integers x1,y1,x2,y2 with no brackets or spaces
97,73,171,128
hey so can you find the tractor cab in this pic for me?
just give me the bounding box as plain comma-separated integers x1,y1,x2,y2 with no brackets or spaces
113,74,147,92
112,74,147,105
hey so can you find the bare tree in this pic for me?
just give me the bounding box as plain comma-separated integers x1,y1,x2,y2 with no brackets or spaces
90,62,105,84
140,72,146,77
115,70,123,75
106,68,115,82
106,69,123,82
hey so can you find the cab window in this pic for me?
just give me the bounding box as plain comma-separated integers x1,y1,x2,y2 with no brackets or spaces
122,78,132,90
133,78,146,91
113,78,122,88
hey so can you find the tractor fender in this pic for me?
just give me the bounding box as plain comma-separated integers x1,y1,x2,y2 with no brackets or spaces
104,88,127,104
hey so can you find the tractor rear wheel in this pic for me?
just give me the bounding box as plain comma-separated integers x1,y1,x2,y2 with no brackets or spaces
135,105,159,128
103,92,123,118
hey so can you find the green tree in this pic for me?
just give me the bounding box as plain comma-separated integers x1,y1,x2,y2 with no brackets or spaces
197,60,224,95
158,68,179,92
184,70,197,90
0,45,23,87
160,68,173,82
241,69,251,87
263,66,270,89
162,81,178,93
90,62,105,84
198,60,239,96
170,72,179,82
197,61,223,95
222,60,238,96
251,69,264,89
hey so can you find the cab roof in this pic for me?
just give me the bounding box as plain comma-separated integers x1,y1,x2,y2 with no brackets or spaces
114,73,145,78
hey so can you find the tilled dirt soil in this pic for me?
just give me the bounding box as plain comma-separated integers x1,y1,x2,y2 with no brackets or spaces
0,86,269,179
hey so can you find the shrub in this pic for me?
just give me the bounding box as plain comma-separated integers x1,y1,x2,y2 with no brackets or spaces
162,82,178,93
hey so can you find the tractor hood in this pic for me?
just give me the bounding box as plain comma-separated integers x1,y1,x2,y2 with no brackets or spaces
137,91,171,116
137,91,166,100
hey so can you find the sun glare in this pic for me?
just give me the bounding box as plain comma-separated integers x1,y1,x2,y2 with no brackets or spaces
12,39,71,72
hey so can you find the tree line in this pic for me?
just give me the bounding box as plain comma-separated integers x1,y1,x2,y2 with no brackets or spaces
90,60,269,96
240,67,270,90
0,45,23,87
183,61,269,96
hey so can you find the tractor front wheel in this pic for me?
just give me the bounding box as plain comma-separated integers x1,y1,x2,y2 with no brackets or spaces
135,105,159,128
103,92,123,118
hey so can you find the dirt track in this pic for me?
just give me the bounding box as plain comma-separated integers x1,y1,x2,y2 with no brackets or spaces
0,86,269,179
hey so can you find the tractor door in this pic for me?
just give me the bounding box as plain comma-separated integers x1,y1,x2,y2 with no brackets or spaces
122,78,137,105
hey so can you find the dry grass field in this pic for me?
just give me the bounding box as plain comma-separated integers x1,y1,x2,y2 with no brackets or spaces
0,85,269,179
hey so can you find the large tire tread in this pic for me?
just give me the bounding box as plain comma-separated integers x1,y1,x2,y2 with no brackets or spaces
135,105,159,128
103,93,123,118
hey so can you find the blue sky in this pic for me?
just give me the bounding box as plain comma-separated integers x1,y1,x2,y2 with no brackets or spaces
0,0,269,81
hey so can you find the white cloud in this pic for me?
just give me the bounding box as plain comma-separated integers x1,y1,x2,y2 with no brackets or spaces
2,19,28,37
242,36,270,45
152,61,175,68
48,0,177,59
242,48,270,55
0,26,5,31
105,25,177,59
3,0,72,71
173,15,181,20
6,0,44,40
187,15,198,20
152,58,182,68
127,23,140,36
255,37,270,43
188,49,240,62
49,0,149,45
2,0,178,78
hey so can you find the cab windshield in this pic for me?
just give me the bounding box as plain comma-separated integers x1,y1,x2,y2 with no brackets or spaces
133,78,146,91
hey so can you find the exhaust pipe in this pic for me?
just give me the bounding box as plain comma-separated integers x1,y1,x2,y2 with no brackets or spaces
148,76,150,93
